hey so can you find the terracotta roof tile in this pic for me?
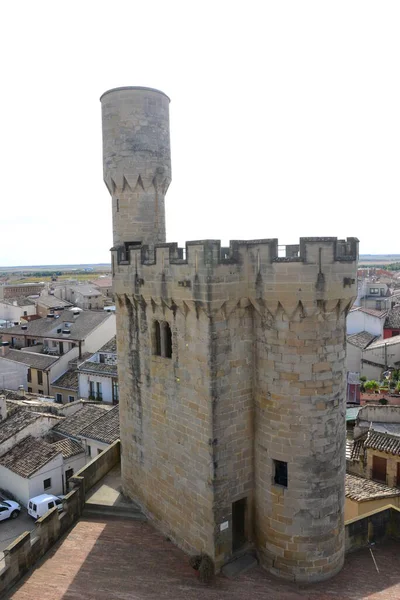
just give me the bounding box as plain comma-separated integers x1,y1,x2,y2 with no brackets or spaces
0,409,41,445
345,473,400,501
347,331,378,349
53,405,109,438
364,430,400,456
51,369,78,391
79,405,119,444
52,437,84,458
0,436,61,478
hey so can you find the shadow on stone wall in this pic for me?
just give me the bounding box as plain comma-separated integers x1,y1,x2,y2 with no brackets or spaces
345,504,400,553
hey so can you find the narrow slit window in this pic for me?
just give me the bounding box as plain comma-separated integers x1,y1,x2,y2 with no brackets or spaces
162,322,172,359
153,320,161,356
274,460,288,487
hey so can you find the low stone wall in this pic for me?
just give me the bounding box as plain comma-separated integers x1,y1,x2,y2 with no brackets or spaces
0,441,120,596
69,439,120,504
345,505,400,553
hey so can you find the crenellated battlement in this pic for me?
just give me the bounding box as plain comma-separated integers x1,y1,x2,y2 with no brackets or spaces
112,236,358,268
112,236,359,316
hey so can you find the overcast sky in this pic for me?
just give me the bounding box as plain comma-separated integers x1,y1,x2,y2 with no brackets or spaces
1,1,399,266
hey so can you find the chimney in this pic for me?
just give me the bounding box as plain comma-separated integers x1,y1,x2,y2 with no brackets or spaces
18,385,25,398
0,396,7,421
1,341,10,357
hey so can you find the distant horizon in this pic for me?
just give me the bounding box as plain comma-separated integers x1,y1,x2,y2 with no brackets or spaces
1,254,400,271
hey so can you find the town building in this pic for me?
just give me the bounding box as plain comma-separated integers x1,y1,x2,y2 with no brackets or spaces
345,473,400,519
51,403,111,463
53,284,104,310
1,309,115,358
50,369,79,404
101,86,359,582
347,306,387,338
78,404,119,458
90,276,113,298
347,334,400,380
0,401,60,456
0,436,64,505
0,283,45,300
384,305,400,339
0,297,37,325
0,348,74,396
77,337,118,403
36,291,72,318
353,279,394,311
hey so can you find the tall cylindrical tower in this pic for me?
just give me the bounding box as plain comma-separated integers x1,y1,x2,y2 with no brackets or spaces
254,240,357,582
101,86,171,246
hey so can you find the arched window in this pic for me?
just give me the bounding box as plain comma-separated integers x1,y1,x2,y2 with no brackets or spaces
153,320,161,356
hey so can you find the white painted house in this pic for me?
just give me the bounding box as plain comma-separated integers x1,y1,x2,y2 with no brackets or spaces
0,403,61,457
78,337,118,404
0,436,64,506
79,405,119,460
347,333,400,380
347,307,388,338
0,298,37,325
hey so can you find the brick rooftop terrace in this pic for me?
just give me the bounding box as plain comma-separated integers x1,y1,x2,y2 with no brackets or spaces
5,518,400,600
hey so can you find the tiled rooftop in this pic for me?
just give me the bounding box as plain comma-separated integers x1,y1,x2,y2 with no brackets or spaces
350,306,388,318
1,297,36,307
347,331,378,349
52,437,84,459
385,306,400,329
346,437,364,461
364,430,400,456
53,405,110,439
91,277,112,288
368,335,400,349
79,405,119,444
4,311,113,341
78,360,117,377
70,284,102,297
99,336,117,353
37,294,72,309
0,436,60,478
3,349,58,370
358,420,400,437
51,369,78,391
0,409,41,445
345,473,400,501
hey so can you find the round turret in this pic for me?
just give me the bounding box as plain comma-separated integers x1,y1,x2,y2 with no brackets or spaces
101,86,171,246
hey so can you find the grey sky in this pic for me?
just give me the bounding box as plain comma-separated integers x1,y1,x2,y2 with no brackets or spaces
1,1,399,266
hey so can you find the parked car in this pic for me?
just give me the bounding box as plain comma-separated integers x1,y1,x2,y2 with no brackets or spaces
0,500,21,521
27,494,64,520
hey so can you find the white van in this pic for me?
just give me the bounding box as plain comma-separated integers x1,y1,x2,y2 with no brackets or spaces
28,494,64,520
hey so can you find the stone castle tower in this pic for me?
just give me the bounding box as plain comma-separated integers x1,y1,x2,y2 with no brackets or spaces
101,86,358,582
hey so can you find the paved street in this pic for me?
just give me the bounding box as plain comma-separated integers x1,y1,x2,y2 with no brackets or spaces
0,509,33,558
4,517,400,600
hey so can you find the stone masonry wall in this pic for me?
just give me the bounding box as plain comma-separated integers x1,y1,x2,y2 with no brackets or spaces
211,304,254,566
118,293,215,557
114,237,357,580
101,87,171,247
255,303,347,582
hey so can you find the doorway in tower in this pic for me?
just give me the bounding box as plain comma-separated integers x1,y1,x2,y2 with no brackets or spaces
232,497,247,552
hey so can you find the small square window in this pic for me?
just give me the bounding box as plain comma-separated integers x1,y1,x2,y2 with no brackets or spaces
68,395,75,403
273,460,288,487
43,478,52,490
